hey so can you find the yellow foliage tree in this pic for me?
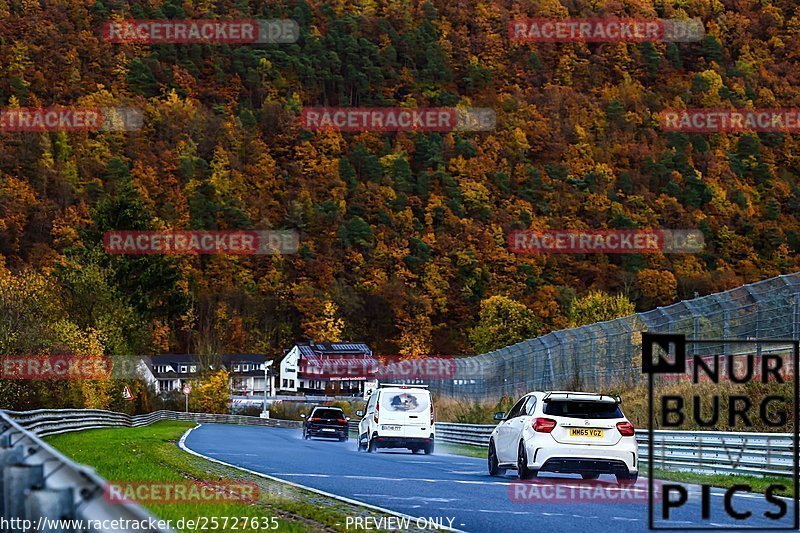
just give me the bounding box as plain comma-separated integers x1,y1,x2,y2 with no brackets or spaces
189,369,230,414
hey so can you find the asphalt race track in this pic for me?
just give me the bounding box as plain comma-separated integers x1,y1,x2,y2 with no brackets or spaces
183,424,797,532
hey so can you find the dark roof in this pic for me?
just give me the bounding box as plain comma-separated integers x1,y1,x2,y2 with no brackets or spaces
147,354,269,377
150,354,198,364
293,342,372,365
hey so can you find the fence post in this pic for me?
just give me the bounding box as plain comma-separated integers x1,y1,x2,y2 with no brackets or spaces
4,464,45,524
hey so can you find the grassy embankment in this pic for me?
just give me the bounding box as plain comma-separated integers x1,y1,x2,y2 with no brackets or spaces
47,421,412,532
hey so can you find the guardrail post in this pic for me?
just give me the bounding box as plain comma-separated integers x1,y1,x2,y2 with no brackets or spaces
24,488,75,532
4,464,45,526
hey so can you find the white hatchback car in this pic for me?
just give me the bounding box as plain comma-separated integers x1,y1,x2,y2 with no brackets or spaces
488,391,638,485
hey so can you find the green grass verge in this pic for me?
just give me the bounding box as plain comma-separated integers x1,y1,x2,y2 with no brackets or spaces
46,421,410,532
650,468,796,498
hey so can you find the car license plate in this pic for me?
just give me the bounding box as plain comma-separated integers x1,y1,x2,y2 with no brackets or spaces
569,428,604,438
322,428,335,432
382,425,401,431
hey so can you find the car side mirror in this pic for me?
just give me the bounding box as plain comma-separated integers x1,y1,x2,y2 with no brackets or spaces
300,414,306,418
493,412,505,421
356,410,363,417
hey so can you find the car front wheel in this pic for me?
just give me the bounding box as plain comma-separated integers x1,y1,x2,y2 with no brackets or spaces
488,441,506,476
517,442,537,480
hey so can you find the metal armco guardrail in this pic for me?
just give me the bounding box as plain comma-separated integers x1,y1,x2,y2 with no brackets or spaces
3,409,301,438
0,410,172,533
434,422,795,477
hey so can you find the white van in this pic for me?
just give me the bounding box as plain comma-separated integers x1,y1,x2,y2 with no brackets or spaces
357,384,435,454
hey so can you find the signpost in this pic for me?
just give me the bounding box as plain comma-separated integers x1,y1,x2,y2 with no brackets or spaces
182,383,191,413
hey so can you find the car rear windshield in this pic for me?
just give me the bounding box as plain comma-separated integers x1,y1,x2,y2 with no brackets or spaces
543,400,623,419
312,409,344,419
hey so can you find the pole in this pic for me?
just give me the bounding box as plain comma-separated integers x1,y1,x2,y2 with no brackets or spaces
263,366,268,415
185,392,188,414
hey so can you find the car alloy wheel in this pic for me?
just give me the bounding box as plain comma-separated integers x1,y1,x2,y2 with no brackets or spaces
517,442,536,480
488,441,506,476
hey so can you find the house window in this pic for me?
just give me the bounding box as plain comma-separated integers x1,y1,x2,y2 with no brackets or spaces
180,365,187,373
289,379,294,388
189,365,197,373
159,380,174,391
233,365,240,372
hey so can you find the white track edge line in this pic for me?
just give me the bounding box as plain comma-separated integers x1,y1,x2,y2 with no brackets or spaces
177,425,465,533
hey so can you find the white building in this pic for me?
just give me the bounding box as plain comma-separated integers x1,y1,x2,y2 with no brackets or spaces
279,341,377,396
142,354,273,396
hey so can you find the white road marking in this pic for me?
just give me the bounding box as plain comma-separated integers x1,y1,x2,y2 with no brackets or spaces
612,516,639,521
353,494,457,503
270,473,517,486
177,427,465,533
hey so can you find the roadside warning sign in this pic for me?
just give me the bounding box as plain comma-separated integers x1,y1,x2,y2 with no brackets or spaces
122,384,134,401
182,384,191,395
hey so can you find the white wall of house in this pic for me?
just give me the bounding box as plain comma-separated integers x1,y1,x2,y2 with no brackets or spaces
279,346,300,392
143,360,272,395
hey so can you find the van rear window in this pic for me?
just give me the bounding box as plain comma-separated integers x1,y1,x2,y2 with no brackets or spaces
382,391,429,413
543,400,623,419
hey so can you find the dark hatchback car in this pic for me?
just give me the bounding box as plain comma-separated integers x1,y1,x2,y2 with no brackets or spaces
301,407,350,441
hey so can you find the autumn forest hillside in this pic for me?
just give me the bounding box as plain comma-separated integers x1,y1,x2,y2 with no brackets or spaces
1,0,800,366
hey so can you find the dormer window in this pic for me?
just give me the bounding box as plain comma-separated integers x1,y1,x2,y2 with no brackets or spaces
180,365,188,373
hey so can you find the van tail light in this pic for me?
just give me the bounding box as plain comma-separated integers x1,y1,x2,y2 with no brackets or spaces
430,404,435,425
374,400,379,423
310,418,321,422
616,421,635,436
532,418,556,433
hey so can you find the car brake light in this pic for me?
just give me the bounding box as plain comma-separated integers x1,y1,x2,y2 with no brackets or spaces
310,418,321,422
374,400,379,423
532,418,556,433
616,421,635,436
337,419,347,424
